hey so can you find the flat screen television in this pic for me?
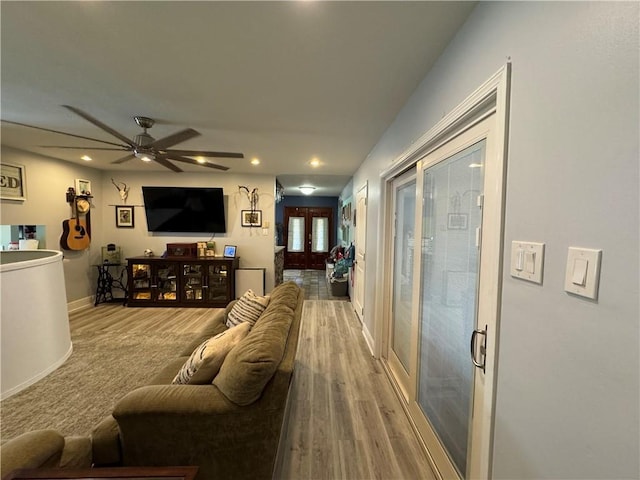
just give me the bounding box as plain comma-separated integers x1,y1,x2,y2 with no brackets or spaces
141,186,226,233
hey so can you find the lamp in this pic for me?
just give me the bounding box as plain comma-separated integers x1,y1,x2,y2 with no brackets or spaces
299,186,315,195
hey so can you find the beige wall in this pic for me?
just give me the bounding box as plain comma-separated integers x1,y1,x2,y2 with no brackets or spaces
1,147,104,303
1,146,277,305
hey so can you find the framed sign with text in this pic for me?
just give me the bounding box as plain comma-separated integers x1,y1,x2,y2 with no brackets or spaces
0,163,26,201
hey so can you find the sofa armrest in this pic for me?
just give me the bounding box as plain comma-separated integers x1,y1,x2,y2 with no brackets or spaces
0,430,65,477
112,384,284,478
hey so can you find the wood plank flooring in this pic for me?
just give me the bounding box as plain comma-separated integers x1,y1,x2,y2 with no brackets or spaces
276,300,434,479
67,286,434,479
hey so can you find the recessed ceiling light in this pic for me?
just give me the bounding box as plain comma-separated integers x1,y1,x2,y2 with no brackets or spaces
251,158,260,165
299,186,316,195
309,158,320,168
81,155,92,161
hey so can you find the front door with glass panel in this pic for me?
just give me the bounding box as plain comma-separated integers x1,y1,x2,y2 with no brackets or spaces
284,206,333,270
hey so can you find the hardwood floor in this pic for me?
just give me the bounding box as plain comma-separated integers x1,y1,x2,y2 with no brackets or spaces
69,292,433,479
276,300,434,479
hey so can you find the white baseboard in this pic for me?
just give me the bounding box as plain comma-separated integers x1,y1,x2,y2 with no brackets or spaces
362,324,375,357
0,344,73,400
67,296,94,313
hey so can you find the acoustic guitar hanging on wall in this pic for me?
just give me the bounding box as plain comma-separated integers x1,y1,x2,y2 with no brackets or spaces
60,190,91,251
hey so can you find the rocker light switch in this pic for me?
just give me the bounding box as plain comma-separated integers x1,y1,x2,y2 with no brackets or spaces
571,258,588,286
525,251,536,274
565,247,602,300
510,241,545,284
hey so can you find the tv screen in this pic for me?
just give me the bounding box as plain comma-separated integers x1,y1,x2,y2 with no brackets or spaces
141,186,226,233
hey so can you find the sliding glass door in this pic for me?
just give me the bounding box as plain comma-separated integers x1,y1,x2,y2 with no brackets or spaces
382,112,504,479
416,140,484,477
387,171,417,398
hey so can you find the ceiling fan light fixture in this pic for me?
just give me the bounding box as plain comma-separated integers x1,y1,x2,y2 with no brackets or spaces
135,150,155,162
299,186,316,195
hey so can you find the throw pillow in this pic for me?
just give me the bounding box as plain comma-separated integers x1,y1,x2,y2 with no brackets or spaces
172,322,251,385
226,289,270,328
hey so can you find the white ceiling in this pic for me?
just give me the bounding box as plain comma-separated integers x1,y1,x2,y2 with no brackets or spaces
0,1,475,196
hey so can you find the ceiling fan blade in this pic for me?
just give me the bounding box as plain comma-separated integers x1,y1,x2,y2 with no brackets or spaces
63,105,136,147
150,128,200,150
112,153,136,164
164,149,244,159
39,145,129,151
166,154,229,171
2,120,129,147
154,155,183,173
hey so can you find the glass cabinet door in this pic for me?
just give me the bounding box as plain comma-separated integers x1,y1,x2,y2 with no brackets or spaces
207,263,229,302
182,263,204,302
131,263,152,301
154,263,178,302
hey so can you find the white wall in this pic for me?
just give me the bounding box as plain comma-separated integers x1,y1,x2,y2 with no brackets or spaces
352,2,639,478
1,146,278,303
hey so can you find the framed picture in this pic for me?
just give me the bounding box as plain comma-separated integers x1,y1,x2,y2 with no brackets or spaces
115,205,135,228
241,209,262,227
74,178,92,196
447,213,468,230
0,163,26,201
223,245,237,258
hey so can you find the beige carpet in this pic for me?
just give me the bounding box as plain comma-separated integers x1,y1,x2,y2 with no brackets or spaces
1,329,193,442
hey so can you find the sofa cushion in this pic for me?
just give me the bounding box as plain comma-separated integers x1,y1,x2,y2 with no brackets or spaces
0,430,65,476
59,436,92,468
214,283,300,406
172,322,251,385
226,289,270,328
179,309,228,356
91,415,121,466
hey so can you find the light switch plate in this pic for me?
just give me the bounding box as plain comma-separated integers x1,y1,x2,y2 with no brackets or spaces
510,241,545,284
564,247,602,300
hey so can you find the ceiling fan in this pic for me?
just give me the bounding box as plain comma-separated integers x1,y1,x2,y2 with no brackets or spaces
3,105,244,172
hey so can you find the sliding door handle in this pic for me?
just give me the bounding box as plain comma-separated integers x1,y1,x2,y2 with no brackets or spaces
470,326,487,372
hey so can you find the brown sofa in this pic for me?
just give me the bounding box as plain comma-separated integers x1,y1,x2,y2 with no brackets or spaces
0,430,92,476
91,281,304,480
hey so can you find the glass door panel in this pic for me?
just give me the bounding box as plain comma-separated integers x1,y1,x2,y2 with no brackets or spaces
391,178,416,373
287,217,305,252
131,263,152,300
207,263,228,302
311,217,328,253
183,263,204,301
155,263,178,302
417,140,485,477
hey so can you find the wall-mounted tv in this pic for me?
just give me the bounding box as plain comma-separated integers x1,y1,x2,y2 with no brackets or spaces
141,186,226,233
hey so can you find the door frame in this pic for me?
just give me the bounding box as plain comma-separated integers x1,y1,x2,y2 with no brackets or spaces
353,182,368,325
376,64,511,479
283,206,333,270
384,169,417,403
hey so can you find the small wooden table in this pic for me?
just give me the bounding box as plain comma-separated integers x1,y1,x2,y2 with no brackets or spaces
3,466,198,480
